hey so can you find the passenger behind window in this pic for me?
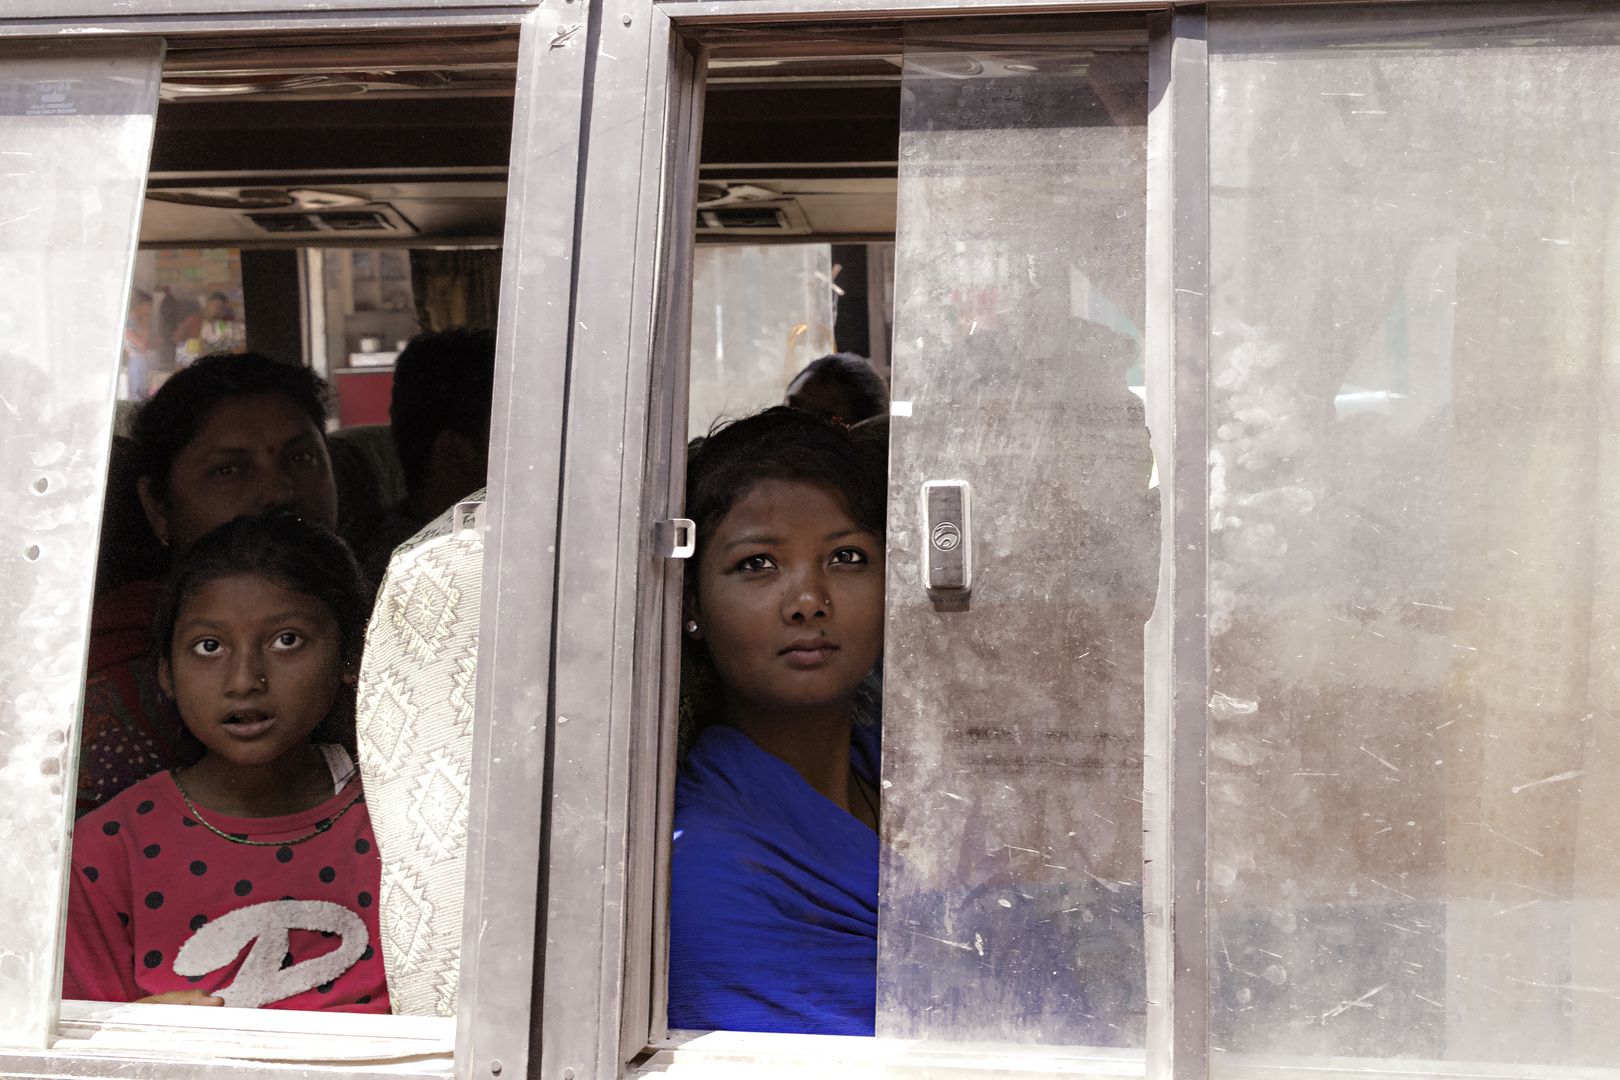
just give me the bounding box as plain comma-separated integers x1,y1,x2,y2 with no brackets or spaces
65,513,387,1013
784,352,888,427
356,328,496,584
80,353,340,817
669,406,886,1035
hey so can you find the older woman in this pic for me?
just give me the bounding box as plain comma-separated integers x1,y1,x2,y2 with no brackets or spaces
78,353,339,816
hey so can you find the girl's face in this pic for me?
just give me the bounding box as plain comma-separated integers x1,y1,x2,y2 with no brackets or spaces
140,392,338,555
158,573,345,768
691,479,885,715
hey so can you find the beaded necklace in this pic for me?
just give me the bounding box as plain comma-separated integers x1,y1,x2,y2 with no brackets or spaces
172,770,363,848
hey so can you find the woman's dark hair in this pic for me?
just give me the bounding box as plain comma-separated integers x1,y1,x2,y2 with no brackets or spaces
784,352,889,425
151,512,373,754
133,352,331,502
389,328,498,492
678,406,887,760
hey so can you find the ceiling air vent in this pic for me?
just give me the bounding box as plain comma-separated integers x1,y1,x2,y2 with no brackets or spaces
247,204,416,236
696,198,810,235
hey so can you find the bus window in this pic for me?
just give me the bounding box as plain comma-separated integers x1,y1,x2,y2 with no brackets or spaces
64,26,514,1030
1206,4,1620,1066
0,36,164,1046
664,16,1151,1047
688,243,837,437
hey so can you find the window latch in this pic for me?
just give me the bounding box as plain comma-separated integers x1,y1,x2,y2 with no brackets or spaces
655,518,696,559
453,500,486,540
922,480,971,593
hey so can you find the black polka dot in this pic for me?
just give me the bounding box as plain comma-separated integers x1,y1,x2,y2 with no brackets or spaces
361,945,374,962
229,832,248,841
142,844,161,859
117,912,130,927
281,952,294,970
142,950,162,969
81,866,98,883
358,995,372,1004
276,846,293,863
136,800,154,815
320,930,335,938
187,975,205,984
101,821,120,837
233,879,252,897
144,891,164,910
189,914,208,931
316,980,334,994
358,891,373,909
189,860,207,876
354,839,371,855
318,866,335,884
281,895,295,901
181,817,197,828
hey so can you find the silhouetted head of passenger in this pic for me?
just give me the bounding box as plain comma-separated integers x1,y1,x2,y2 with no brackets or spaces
134,352,337,557
682,406,887,740
389,327,497,520
784,353,888,427
152,512,371,758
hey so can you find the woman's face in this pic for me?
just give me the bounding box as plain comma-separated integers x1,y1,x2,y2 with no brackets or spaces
692,478,885,716
158,573,344,769
140,392,338,554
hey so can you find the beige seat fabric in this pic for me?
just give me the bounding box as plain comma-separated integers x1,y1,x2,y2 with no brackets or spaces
355,490,484,1017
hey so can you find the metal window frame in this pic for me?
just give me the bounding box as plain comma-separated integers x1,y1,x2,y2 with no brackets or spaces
0,5,586,1080
541,2,1214,1079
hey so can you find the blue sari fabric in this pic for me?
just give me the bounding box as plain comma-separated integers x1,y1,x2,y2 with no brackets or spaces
668,722,880,1035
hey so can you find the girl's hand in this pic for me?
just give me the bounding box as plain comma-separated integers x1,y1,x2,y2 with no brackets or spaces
136,990,224,1006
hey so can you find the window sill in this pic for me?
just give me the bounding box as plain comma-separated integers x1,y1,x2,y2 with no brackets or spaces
0,1000,453,1078
632,1030,1146,1078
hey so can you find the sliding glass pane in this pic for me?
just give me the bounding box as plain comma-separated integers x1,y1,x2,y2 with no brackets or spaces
0,38,162,1047
877,21,1152,1045
1208,3,1620,1066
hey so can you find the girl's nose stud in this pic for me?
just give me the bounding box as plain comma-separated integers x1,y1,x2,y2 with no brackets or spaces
686,620,699,634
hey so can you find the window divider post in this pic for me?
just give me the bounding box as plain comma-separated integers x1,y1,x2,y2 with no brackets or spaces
1143,8,1210,1080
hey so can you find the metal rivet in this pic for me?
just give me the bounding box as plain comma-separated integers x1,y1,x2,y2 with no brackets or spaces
32,477,47,493
621,13,631,24
490,1061,502,1075
24,545,39,561
564,1070,576,1080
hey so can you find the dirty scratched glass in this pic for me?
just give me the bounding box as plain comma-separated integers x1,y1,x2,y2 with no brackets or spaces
1208,4,1620,1066
877,21,1153,1045
0,39,162,1046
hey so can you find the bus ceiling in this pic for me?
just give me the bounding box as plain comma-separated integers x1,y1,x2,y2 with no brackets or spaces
139,26,900,250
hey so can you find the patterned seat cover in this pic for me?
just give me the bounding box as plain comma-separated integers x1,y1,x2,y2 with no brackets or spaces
355,490,485,1016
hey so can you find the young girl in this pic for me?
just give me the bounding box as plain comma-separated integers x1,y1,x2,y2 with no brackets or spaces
65,513,388,1013
668,406,888,1036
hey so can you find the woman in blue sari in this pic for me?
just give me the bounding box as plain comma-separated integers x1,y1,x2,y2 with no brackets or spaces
669,407,887,1035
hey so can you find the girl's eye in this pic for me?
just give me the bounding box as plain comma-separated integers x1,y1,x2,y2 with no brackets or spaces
210,464,241,478
830,547,868,566
736,553,777,573
191,638,222,656
270,632,303,650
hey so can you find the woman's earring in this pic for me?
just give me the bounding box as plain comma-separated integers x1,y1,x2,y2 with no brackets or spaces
686,620,699,634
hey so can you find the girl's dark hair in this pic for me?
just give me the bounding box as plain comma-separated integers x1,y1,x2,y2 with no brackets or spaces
679,406,887,760
151,512,373,754
133,352,331,501
685,405,886,571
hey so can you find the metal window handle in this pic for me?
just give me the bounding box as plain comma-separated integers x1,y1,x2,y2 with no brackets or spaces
656,518,696,559
453,500,486,540
921,480,971,592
